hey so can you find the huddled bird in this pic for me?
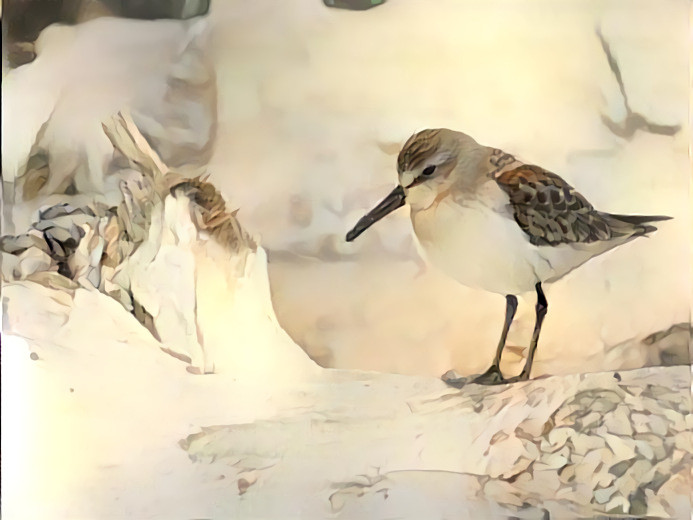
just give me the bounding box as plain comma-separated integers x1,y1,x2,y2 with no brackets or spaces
346,128,670,385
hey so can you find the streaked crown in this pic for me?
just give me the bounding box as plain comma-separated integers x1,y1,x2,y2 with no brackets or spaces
397,129,446,173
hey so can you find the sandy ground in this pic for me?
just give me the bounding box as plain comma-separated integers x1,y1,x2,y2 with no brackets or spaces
3,289,691,518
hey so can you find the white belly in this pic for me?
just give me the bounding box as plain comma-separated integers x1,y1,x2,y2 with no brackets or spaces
411,196,542,295
410,188,630,295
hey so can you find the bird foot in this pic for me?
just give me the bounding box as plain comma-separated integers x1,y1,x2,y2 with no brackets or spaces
501,371,531,384
441,365,506,387
441,367,531,388
469,365,508,386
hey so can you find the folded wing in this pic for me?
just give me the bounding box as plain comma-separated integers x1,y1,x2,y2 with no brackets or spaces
495,165,670,247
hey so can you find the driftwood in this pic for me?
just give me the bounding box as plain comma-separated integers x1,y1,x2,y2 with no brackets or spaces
2,110,255,371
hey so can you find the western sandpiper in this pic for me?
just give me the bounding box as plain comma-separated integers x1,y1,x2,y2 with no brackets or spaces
346,128,670,385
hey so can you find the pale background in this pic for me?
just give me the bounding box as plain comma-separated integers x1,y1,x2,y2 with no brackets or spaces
2,1,691,518
3,0,690,377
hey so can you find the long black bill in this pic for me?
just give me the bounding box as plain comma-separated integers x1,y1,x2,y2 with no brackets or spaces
346,185,406,242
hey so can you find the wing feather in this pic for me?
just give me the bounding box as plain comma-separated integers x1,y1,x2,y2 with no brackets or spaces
496,165,628,246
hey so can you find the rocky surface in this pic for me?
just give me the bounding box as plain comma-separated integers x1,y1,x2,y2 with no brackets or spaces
3,313,691,520
174,366,693,519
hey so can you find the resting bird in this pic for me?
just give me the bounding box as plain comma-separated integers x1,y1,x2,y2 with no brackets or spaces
346,129,670,385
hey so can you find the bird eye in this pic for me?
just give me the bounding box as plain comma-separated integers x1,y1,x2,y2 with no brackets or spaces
422,165,436,176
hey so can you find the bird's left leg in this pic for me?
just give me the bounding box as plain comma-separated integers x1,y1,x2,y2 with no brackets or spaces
469,294,518,385
506,282,547,383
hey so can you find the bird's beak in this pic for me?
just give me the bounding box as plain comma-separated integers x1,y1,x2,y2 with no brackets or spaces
345,185,406,242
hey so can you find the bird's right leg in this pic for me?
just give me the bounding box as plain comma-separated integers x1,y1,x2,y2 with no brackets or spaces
470,294,518,385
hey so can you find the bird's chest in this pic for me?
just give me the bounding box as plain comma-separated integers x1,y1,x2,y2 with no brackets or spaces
410,192,540,294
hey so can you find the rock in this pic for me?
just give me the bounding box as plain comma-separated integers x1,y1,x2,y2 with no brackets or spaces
673,431,693,453
604,495,629,514
593,485,617,504
602,405,633,436
631,413,650,433
633,440,655,461
534,452,568,471
603,433,637,462
170,365,691,518
642,322,691,365
6,42,37,68
323,0,386,11
568,431,606,456
645,414,670,437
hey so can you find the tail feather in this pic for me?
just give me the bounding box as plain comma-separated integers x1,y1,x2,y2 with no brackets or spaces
604,213,672,237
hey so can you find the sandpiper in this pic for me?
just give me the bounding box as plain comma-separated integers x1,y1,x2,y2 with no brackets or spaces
346,129,670,385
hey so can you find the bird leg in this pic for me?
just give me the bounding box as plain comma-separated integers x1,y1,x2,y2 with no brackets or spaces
504,282,548,383
470,294,518,385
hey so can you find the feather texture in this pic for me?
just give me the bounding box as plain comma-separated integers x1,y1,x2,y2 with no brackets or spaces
495,165,669,246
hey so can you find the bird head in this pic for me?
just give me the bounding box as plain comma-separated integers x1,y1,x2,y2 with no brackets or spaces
346,128,481,242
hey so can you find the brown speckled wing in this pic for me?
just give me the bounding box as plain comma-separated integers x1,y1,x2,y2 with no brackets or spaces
495,165,626,246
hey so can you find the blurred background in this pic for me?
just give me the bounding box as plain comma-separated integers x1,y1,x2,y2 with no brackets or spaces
2,0,690,379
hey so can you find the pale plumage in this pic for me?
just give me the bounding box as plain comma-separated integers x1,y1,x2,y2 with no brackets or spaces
346,128,670,385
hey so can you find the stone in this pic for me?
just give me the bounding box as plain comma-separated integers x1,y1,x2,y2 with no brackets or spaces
633,432,667,460
602,406,633,436
574,448,605,484
569,431,606,456
323,0,386,10
662,408,688,432
608,460,632,478
673,431,693,453
645,414,670,437
633,440,655,460
557,464,576,484
533,453,569,472
593,470,615,489
603,434,636,461
577,411,603,430
544,426,572,450
593,485,617,504
604,495,629,514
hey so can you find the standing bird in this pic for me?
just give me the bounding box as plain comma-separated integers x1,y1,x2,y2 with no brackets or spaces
346,129,670,385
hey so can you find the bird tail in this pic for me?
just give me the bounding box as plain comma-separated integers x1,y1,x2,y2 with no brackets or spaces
604,213,672,237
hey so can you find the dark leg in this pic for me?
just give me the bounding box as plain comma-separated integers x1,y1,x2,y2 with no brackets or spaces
469,294,518,385
506,282,548,383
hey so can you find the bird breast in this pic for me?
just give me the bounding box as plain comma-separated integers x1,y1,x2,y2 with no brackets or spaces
410,181,543,295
